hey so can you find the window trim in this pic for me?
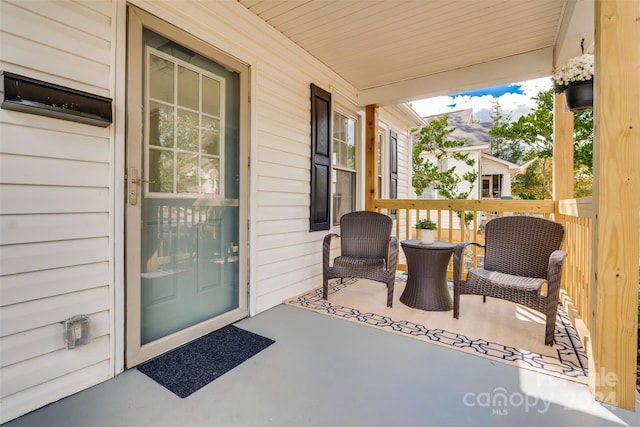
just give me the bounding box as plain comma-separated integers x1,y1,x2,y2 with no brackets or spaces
377,126,388,198
145,46,226,199
331,109,359,226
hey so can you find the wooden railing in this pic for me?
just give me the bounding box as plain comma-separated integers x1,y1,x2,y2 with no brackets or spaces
373,199,556,272
557,197,594,335
373,197,595,361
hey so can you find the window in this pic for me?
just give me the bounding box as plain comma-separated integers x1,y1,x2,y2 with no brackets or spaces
376,127,398,202
146,47,224,198
482,174,503,198
482,177,490,198
332,111,357,226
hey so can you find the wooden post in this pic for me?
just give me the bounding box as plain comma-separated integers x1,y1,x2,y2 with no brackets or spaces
365,104,378,211
553,92,575,321
591,0,640,410
552,93,574,200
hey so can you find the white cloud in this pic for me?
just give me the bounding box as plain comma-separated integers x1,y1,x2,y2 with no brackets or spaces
410,77,554,123
410,96,453,117
520,77,554,96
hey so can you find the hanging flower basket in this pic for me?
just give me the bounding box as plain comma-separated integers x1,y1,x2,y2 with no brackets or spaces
563,80,593,112
552,54,594,111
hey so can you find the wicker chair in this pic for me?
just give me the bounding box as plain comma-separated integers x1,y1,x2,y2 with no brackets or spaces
452,216,566,346
323,211,398,307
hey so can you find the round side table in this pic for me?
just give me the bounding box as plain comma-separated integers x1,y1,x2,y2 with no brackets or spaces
400,240,454,311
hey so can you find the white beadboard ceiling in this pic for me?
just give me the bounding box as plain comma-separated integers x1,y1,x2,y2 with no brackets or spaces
237,0,594,106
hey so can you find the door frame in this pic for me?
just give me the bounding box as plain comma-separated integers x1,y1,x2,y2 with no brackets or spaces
125,6,250,367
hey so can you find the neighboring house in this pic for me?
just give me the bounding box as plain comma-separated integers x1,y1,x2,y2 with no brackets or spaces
0,2,423,422
480,153,519,199
331,104,422,226
416,109,518,200
378,105,424,202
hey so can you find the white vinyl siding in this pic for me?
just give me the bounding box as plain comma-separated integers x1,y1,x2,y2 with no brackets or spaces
482,156,513,197
126,1,361,312
377,129,385,198
0,0,116,423
396,131,411,198
0,0,419,422
415,151,479,200
413,149,482,230
378,106,419,200
446,151,481,200
377,106,422,243
482,156,511,175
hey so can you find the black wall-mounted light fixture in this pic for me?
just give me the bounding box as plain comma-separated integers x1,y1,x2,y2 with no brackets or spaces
1,71,112,127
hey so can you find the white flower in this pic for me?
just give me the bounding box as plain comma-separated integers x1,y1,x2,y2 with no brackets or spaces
552,54,594,92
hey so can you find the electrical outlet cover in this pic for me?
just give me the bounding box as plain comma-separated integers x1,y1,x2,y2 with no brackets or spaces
63,314,91,349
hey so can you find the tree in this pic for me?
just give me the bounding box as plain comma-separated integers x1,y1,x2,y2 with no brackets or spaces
411,115,477,200
572,107,593,198
489,89,593,199
489,100,522,162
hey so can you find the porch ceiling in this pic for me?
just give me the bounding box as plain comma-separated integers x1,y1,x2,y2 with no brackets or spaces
237,0,594,106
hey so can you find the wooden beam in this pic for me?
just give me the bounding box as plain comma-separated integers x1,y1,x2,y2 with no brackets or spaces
364,105,378,211
359,48,552,106
553,93,574,200
591,0,640,410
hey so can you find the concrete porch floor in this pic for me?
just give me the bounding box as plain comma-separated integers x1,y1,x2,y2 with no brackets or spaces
4,304,639,427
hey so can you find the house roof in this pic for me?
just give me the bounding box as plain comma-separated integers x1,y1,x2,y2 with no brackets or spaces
482,153,519,170
238,0,594,106
424,109,492,150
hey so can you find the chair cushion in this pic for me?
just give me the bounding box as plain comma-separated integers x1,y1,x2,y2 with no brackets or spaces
466,269,548,295
333,256,385,270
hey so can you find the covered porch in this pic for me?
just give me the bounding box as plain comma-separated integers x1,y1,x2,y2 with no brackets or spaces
4,304,639,427
356,1,638,410
1,0,638,423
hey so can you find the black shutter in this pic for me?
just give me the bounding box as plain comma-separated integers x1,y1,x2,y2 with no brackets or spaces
390,130,398,200
390,130,398,217
309,84,331,231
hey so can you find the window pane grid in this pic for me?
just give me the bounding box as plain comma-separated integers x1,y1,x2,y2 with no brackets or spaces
332,112,356,170
146,47,224,198
332,111,357,225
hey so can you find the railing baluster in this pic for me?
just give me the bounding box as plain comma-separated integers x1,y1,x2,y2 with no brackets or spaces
373,198,557,277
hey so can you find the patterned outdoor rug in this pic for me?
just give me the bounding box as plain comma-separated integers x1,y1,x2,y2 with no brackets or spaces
285,276,588,384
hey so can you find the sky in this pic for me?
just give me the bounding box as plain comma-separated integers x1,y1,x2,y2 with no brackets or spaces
410,77,554,123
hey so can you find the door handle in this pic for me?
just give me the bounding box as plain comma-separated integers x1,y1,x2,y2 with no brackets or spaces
128,167,155,205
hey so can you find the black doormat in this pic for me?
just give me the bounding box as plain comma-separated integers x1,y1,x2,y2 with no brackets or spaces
137,325,275,398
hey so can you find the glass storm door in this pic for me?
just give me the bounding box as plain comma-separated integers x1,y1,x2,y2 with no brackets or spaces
126,9,248,366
